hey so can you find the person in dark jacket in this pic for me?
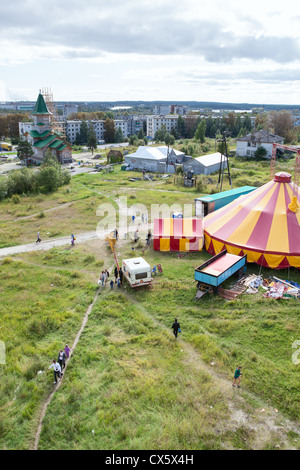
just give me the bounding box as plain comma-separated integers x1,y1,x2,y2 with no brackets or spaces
58,350,66,370
172,319,180,338
119,268,123,285
114,266,118,283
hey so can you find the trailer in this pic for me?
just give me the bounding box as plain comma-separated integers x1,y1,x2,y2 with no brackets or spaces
194,250,247,298
122,257,153,288
195,186,256,217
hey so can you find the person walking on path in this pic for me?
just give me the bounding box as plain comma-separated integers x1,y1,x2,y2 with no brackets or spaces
64,344,71,360
104,269,109,286
172,318,180,339
57,350,66,371
232,366,242,388
48,360,61,384
146,230,152,246
71,234,75,246
110,279,114,289
114,266,118,283
101,271,106,287
36,231,41,243
119,268,123,285
134,229,139,243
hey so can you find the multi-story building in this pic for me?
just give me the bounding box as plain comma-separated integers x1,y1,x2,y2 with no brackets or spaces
153,105,188,115
64,115,147,144
147,115,179,139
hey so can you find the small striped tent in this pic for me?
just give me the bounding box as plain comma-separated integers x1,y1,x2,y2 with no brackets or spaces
153,218,203,252
204,172,300,269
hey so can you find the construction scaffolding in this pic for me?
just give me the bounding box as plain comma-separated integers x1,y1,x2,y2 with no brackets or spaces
41,87,66,140
270,143,300,196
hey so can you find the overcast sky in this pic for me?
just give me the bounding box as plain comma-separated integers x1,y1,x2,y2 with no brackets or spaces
1,0,300,104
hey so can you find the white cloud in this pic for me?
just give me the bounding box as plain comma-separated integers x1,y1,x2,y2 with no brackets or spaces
1,1,300,103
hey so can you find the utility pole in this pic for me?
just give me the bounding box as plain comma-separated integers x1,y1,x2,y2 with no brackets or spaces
217,132,232,191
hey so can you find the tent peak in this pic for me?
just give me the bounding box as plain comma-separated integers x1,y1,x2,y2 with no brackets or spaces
274,172,291,183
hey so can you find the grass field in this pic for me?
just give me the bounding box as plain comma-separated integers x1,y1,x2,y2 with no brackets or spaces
0,149,300,450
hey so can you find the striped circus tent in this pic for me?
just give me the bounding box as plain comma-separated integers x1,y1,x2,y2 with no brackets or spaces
204,172,300,269
153,218,203,252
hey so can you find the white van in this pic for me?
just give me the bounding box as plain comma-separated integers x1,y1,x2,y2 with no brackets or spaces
122,257,153,288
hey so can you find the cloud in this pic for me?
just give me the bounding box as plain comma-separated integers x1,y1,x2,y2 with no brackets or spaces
0,1,299,64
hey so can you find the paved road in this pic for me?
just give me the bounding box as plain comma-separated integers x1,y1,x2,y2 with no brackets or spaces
0,161,21,175
0,231,99,258
0,223,152,258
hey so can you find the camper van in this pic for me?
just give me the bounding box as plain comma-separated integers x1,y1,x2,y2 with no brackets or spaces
122,257,152,288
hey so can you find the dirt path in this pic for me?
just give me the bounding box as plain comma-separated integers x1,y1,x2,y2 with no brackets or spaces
126,293,300,450
13,201,75,221
32,287,101,450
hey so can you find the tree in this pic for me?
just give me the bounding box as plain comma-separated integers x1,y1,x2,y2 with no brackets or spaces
194,120,206,143
87,123,98,154
154,125,167,142
104,118,115,143
254,146,267,160
17,138,34,166
138,129,144,139
129,134,138,146
114,127,124,144
255,113,269,131
269,110,294,142
79,121,89,145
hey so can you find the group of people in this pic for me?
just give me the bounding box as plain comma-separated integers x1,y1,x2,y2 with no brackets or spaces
48,344,71,384
113,266,123,288
98,267,124,289
99,269,110,287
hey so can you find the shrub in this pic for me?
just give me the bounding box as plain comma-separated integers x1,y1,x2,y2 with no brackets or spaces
11,194,20,204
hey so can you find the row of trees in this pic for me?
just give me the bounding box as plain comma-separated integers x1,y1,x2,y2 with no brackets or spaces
175,113,253,141
0,151,71,201
0,114,30,140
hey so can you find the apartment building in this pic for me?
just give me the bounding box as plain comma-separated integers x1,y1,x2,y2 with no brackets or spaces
153,105,188,115
146,115,179,139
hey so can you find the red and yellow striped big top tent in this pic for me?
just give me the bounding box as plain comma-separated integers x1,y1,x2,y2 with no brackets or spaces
204,172,300,269
154,218,203,252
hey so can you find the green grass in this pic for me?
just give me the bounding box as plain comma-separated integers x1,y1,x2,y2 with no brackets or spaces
1,150,300,450
0,251,97,449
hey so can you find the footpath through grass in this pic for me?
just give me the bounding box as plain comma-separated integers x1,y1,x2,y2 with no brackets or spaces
0,248,102,450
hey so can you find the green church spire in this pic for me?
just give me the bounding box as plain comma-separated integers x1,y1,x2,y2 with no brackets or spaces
32,93,51,115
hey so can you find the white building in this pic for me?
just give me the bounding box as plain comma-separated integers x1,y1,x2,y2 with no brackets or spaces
236,130,284,158
183,153,227,175
147,115,179,139
124,146,188,173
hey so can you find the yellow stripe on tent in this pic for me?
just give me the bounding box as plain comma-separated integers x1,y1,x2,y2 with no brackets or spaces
266,184,289,253
204,233,212,250
183,219,193,237
287,256,300,267
204,182,272,226
264,254,285,268
228,183,277,246
160,238,170,251
163,218,173,236
212,239,226,254
242,249,262,263
179,238,189,251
